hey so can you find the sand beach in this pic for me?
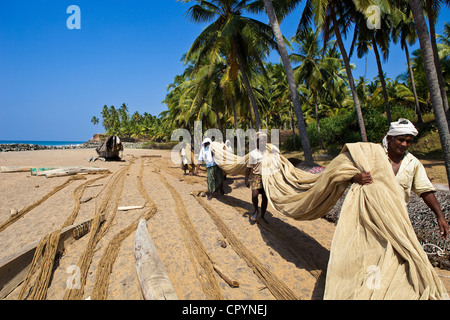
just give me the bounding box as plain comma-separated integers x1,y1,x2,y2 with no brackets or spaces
0,147,449,300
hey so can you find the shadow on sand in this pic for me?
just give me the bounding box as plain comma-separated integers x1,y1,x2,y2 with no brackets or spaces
215,177,330,300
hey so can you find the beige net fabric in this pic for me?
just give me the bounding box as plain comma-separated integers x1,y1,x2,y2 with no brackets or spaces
211,141,449,300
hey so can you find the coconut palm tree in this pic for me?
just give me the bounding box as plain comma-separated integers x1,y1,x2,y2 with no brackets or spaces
252,0,314,163
350,5,393,124
425,0,450,121
437,23,450,89
290,27,344,149
265,62,298,147
391,6,424,123
409,0,450,184
184,0,277,131
437,22,450,51
298,0,368,142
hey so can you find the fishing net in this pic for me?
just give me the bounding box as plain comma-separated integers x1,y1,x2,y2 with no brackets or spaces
211,141,449,300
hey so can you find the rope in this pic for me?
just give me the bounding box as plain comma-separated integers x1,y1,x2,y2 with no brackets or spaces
63,161,133,300
0,175,84,233
90,158,157,300
156,170,223,300
193,194,300,300
17,230,61,300
16,174,110,300
422,239,449,257
423,243,445,257
62,174,109,228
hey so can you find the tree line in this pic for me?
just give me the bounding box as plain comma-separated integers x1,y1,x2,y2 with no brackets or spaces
91,0,450,182
90,104,171,142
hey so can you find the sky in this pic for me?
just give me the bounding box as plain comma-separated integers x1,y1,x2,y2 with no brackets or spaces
0,1,449,141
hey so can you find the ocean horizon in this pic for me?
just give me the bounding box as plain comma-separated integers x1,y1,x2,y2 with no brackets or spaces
0,140,86,146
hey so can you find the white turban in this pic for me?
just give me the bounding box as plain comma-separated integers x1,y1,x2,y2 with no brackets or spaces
201,137,212,146
256,131,267,140
382,118,418,150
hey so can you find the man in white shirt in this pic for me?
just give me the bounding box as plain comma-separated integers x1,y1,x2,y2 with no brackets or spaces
245,132,268,222
195,138,224,200
352,118,449,239
180,143,190,175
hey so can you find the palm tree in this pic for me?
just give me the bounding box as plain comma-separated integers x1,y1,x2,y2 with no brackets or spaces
437,23,450,90
266,62,298,148
290,27,340,149
298,0,368,142
437,22,450,51
184,0,277,131
350,5,393,124
409,0,450,184
163,74,195,131
256,0,314,163
91,116,99,126
425,0,450,121
320,43,352,111
391,6,424,123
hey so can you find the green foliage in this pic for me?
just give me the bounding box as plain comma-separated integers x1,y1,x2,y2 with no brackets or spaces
92,104,172,142
283,105,416,152
141,141,179,150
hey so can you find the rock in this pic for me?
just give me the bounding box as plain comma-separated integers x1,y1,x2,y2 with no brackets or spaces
10,208,18,217
217,238,227,248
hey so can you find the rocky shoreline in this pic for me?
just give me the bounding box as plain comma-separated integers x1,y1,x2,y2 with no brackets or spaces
0,140,147,152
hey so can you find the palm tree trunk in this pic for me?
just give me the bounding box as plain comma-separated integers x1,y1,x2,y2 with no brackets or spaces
404,44,423,123
224,88,243,153
212,103,224,133
313,92,324,150
330,5,368,142
372,35,392,124
262,0,314,164
426,0,450,125
289,103,297,150
231,36,262,131
410,0,450,185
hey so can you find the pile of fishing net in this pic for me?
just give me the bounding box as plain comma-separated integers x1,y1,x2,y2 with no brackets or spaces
212,141,449,300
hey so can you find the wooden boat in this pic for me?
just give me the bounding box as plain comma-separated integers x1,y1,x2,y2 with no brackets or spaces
0,217,104,299
96,135,123,160
134,219,178,300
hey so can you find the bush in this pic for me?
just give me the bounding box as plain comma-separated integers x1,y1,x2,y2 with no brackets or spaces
282,105,416,153
142,141,178,150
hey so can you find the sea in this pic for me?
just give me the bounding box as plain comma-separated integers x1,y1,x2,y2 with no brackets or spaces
0,140,85,146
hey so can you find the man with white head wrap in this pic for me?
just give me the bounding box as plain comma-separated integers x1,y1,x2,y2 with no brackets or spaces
245,131,269,222
353,118,449,238
195,138,225,200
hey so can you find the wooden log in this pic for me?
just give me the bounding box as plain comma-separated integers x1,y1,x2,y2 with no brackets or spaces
80,196,93,204
0,166,34,173
213,264,240,288
32,167,59,175
0,216,104,299
134,219,178,300
32,167,82,176
118,206,144,211
44,167,110,178
86,184,103,188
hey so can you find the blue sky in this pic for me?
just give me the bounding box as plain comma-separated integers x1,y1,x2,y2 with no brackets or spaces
0,1,449,141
